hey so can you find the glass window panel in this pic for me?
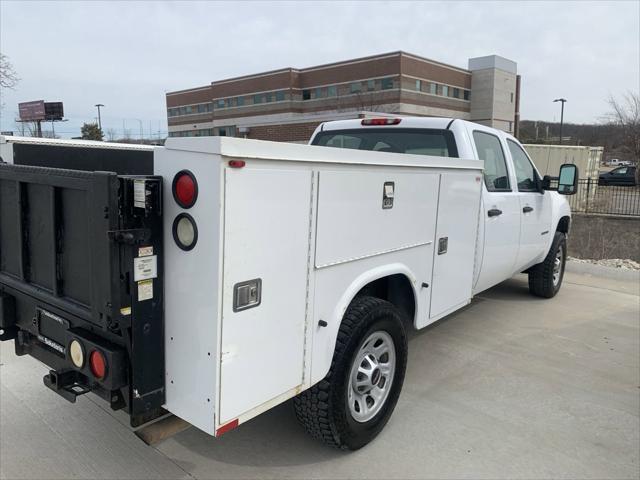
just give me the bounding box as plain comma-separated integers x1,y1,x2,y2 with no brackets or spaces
473,131,510,191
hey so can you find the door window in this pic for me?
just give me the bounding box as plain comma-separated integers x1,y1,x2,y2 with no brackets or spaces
473,131,510,191
507,139,539,191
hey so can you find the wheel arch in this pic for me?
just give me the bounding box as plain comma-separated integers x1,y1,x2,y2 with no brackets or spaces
333,264,418,329
310,263,419,386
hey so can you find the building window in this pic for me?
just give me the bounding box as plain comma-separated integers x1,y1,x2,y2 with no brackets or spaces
415,79,422,91
381,78,393,90
218,127,227,137
367,79,376,91
350,82,362,94
315,87,325,99
442,85,449,97
302,89,311,100
185,105,193,114
253,94,263,104
464,90,470,101
327,85,337,97
265,92,273,103
275,90,285,101
453,88,460,99
430,83,438,95
216,99,225,108
197,104,205,113
237,96,245,106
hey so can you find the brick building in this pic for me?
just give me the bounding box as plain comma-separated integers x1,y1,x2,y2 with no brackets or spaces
166,51,520,142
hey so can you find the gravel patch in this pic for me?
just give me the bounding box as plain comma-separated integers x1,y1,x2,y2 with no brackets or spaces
568,256,640,270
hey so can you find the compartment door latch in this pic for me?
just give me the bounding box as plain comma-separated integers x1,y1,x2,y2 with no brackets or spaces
233,279,262,312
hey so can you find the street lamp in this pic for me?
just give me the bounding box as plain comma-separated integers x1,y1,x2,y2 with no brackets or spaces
553,98,567,145
95,104,105,132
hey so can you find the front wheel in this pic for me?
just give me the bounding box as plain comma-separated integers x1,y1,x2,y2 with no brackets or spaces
528,231,567,298
293,296,407,450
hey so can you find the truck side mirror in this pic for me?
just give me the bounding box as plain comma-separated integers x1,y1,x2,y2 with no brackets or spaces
558,164,578,195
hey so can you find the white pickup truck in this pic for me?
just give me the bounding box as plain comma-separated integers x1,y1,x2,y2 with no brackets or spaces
0,122,576,451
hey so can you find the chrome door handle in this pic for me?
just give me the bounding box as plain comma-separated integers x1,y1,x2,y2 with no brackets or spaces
487,208,502,217
523,206,534,213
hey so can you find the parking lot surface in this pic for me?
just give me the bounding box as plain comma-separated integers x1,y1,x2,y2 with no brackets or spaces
1,263,638,480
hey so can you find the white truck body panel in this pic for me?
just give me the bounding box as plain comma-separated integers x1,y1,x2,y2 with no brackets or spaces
154,136,483,435
0,118,572,444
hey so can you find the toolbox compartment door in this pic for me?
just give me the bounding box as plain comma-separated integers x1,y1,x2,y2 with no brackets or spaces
429,173,482,319
220,168,312,424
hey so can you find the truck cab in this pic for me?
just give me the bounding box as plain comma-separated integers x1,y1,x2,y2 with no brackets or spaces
309,117,573,297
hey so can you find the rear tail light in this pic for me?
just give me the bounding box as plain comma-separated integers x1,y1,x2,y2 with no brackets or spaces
89,350,107,380
172,213,198,251
172,170,198,208
361,118,401,126
69,339,85,368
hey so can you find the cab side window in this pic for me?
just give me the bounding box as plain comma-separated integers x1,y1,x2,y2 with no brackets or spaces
472,131,510,191
507,140,539,192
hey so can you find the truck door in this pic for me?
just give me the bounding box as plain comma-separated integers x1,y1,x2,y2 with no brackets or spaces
471,129,521,294
506,139,553,270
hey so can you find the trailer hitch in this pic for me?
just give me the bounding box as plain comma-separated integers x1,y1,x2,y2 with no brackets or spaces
43,369,91,403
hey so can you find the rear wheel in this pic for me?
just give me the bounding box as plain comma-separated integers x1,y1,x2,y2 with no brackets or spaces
293,296,407,450
528,231,567,298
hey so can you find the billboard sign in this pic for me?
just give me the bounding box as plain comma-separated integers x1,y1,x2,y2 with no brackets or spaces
44,102,64,121
19,100,46,121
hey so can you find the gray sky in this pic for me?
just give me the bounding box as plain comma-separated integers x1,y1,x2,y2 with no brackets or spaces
1,0,638,139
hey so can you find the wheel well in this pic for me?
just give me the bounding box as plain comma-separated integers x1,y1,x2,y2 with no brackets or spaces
557,216,570,234
354,274,416,323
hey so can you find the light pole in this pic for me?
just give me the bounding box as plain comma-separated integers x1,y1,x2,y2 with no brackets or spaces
95,104,104,132
553,98,566,145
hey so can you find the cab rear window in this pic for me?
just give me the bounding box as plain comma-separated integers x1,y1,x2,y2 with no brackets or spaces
311,128,458,157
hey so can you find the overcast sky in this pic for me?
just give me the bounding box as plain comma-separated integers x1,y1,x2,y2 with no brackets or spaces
1,0,638,138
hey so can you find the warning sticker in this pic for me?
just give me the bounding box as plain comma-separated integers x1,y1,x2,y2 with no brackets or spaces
138,280,153,302
133,179,146,209
138,246,153,257
134,255,157,282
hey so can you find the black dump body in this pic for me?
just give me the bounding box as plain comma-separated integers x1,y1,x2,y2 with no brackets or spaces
0,143,164,427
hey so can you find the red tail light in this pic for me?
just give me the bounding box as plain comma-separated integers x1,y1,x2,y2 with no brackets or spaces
89,350,107,380
172,170,198,209
361,118,401,126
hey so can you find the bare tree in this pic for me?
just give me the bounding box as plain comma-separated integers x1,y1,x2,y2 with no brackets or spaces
607,92,640,182
106,128,118,142
0,53,19,89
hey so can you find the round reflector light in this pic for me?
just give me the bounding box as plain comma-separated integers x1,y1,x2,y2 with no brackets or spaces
89,350,107,380
172,213,198,251
69,339,85,368
172,170,198,208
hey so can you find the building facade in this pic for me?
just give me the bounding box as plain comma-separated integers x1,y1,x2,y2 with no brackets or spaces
166,51,520,142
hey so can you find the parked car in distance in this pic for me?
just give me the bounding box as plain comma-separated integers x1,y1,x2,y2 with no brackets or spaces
598,165,637,186
604,158,632,167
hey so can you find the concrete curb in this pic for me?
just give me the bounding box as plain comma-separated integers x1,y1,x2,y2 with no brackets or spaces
566,259,640,283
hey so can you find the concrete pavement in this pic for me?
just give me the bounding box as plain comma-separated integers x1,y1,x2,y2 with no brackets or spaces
1,265,638,479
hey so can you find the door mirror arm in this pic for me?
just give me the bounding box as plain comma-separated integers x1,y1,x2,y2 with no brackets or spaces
541,175,555,191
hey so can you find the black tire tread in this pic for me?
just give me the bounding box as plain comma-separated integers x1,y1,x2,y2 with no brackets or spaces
528,231,566,298
293,296,405,450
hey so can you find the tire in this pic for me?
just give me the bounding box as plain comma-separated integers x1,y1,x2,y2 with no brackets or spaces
528,231,567,298
293,296,407,450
